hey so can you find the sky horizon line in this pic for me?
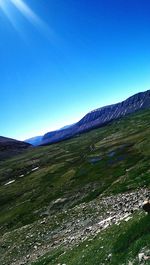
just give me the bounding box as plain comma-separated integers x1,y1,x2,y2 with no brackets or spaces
2,87,149,141
1,1,150,141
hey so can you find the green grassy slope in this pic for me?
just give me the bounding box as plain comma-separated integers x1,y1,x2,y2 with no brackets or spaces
0,109,150,265
31,213,150,265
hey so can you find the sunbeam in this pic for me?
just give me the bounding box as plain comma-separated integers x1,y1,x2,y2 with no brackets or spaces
0,0,53,39
0,0,21,32
10,0,49,31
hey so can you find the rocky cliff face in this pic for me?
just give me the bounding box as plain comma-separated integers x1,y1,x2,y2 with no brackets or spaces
0,136,31,160
42,90,150,145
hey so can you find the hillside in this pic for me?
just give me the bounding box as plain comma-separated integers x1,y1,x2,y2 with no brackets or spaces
0,109,150,265
42,90,150,145
0,136,31,161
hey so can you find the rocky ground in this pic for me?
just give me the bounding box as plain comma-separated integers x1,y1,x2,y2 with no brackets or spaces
1,188,149,265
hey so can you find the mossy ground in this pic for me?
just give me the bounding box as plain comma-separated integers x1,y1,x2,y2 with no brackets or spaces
0,109,150,264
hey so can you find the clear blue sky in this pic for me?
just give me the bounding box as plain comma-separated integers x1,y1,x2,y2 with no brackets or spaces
0,0,150,140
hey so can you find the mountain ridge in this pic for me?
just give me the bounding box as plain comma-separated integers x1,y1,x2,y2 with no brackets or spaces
25,90,150,146
41,89,150,145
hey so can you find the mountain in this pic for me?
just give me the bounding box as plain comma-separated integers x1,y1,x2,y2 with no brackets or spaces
25,125,75,146
59,123,75,130
0,136,31,160
42,90,150,145
25,136,43,146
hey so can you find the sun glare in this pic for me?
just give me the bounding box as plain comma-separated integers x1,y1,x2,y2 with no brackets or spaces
10,0,45,27
0,0,53,39
0,0,20,32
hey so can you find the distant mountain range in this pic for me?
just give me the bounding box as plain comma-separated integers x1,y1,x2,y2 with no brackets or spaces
25,90,150,146
0,136,31,160
25,124,75,146
25,136,43,146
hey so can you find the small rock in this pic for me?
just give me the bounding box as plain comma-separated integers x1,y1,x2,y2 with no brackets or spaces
125,216,132,222
138,253,145,262
40,219,46,224
34,245,38,250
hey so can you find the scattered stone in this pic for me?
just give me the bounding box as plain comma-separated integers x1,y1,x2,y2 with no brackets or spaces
138,253,145,262
144,255,150,261
40,219,46,224
34,245,38,250
107,253,112,261
125,216,132,222
2,188,150,265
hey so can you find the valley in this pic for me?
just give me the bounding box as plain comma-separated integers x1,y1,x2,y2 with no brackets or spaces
0,109,150,264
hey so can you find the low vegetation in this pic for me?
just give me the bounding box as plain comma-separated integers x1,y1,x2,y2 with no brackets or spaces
31,214,150,265
0,109,150,264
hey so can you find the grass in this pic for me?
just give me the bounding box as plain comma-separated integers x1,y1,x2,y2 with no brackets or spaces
0,110,150,233
0,109,150,264
113,215,150,253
